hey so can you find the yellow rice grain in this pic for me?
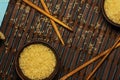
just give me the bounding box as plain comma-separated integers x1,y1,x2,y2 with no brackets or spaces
19,44,56,80
104,0,120,24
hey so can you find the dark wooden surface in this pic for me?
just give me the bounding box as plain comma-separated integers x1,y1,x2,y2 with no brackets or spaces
0,0,120,80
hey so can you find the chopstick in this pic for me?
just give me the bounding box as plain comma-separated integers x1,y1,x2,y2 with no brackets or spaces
40,0,64,45
60,42,120,80
23,0,72,31
86,37,120,80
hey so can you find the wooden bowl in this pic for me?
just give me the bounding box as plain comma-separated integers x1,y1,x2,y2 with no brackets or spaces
101,0,120,28
15,41,59,80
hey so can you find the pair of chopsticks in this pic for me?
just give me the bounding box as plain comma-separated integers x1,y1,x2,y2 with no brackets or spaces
60,36,120,80
23,0,73,45
86,36,120,80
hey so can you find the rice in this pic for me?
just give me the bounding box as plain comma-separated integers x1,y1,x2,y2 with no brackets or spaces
0,32,5,40
19,44,56,80
104,0,120,24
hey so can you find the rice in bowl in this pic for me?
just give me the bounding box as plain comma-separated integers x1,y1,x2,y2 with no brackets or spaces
104,0,120,24
18,44,56,80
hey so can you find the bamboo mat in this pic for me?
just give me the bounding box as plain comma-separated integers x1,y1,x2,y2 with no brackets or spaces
0,0,120,80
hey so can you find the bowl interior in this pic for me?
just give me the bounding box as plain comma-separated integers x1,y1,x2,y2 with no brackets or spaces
15,41,59,80
101,0,120,27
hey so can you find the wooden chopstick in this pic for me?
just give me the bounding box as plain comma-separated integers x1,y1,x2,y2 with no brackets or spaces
60,42,120,80
86,37,120,80
40,0,64,45
23,0,72,31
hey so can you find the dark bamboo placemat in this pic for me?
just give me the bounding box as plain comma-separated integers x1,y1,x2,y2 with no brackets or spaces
0,0,120,80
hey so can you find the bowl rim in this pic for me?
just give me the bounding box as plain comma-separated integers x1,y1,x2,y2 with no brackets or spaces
101,0,120,27
15,41,59,80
